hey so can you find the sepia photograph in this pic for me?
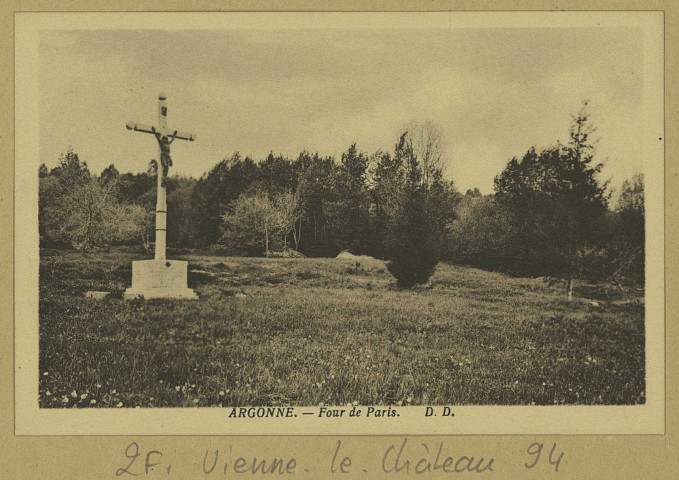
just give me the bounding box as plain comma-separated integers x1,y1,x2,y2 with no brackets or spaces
14,11,664,435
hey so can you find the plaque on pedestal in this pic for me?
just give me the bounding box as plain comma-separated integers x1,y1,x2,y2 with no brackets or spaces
123,259,198,300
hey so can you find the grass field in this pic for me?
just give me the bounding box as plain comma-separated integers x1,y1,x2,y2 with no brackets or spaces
38,249,645,408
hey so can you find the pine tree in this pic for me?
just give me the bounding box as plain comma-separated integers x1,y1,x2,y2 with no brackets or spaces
494,102,608,299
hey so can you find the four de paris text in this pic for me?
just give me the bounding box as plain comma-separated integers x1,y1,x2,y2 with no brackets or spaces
227,406,398,418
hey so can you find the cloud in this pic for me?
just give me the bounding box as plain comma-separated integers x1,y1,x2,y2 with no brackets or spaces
39,26,646,193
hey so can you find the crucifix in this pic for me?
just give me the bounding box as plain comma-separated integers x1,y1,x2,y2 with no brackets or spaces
123,93,198,300
126,93,196,261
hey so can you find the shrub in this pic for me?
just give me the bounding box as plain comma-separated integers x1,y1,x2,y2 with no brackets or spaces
385,188,439,288
386,240,438,288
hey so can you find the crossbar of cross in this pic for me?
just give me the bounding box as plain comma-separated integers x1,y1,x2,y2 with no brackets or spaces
125,122,196,142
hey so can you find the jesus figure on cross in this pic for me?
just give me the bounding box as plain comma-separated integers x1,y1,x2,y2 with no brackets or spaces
156,131,173,187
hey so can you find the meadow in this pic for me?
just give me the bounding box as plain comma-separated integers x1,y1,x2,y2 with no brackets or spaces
39,249,645,408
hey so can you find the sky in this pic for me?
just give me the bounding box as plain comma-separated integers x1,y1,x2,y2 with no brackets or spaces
39,25,646,195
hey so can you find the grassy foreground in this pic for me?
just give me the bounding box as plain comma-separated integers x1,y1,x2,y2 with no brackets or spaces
39,249,645,408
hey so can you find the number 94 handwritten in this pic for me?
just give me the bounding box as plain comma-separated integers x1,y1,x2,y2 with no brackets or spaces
525,442,564,473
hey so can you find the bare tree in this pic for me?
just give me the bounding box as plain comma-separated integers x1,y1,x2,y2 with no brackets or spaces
406,121,448,188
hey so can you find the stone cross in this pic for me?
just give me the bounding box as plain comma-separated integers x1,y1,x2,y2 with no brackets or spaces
126,93,196,260
123,93,198,300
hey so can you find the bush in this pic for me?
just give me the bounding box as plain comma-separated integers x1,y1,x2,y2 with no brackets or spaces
386,240,438,288
384,188,439,288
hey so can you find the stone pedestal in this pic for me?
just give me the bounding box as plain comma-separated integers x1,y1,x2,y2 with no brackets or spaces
124,259,198,300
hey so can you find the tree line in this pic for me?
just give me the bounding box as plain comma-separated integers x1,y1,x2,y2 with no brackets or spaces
39,107,645,291
448,103,644,291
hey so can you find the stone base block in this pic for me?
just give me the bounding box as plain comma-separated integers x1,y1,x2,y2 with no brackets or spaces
124,259,198,300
